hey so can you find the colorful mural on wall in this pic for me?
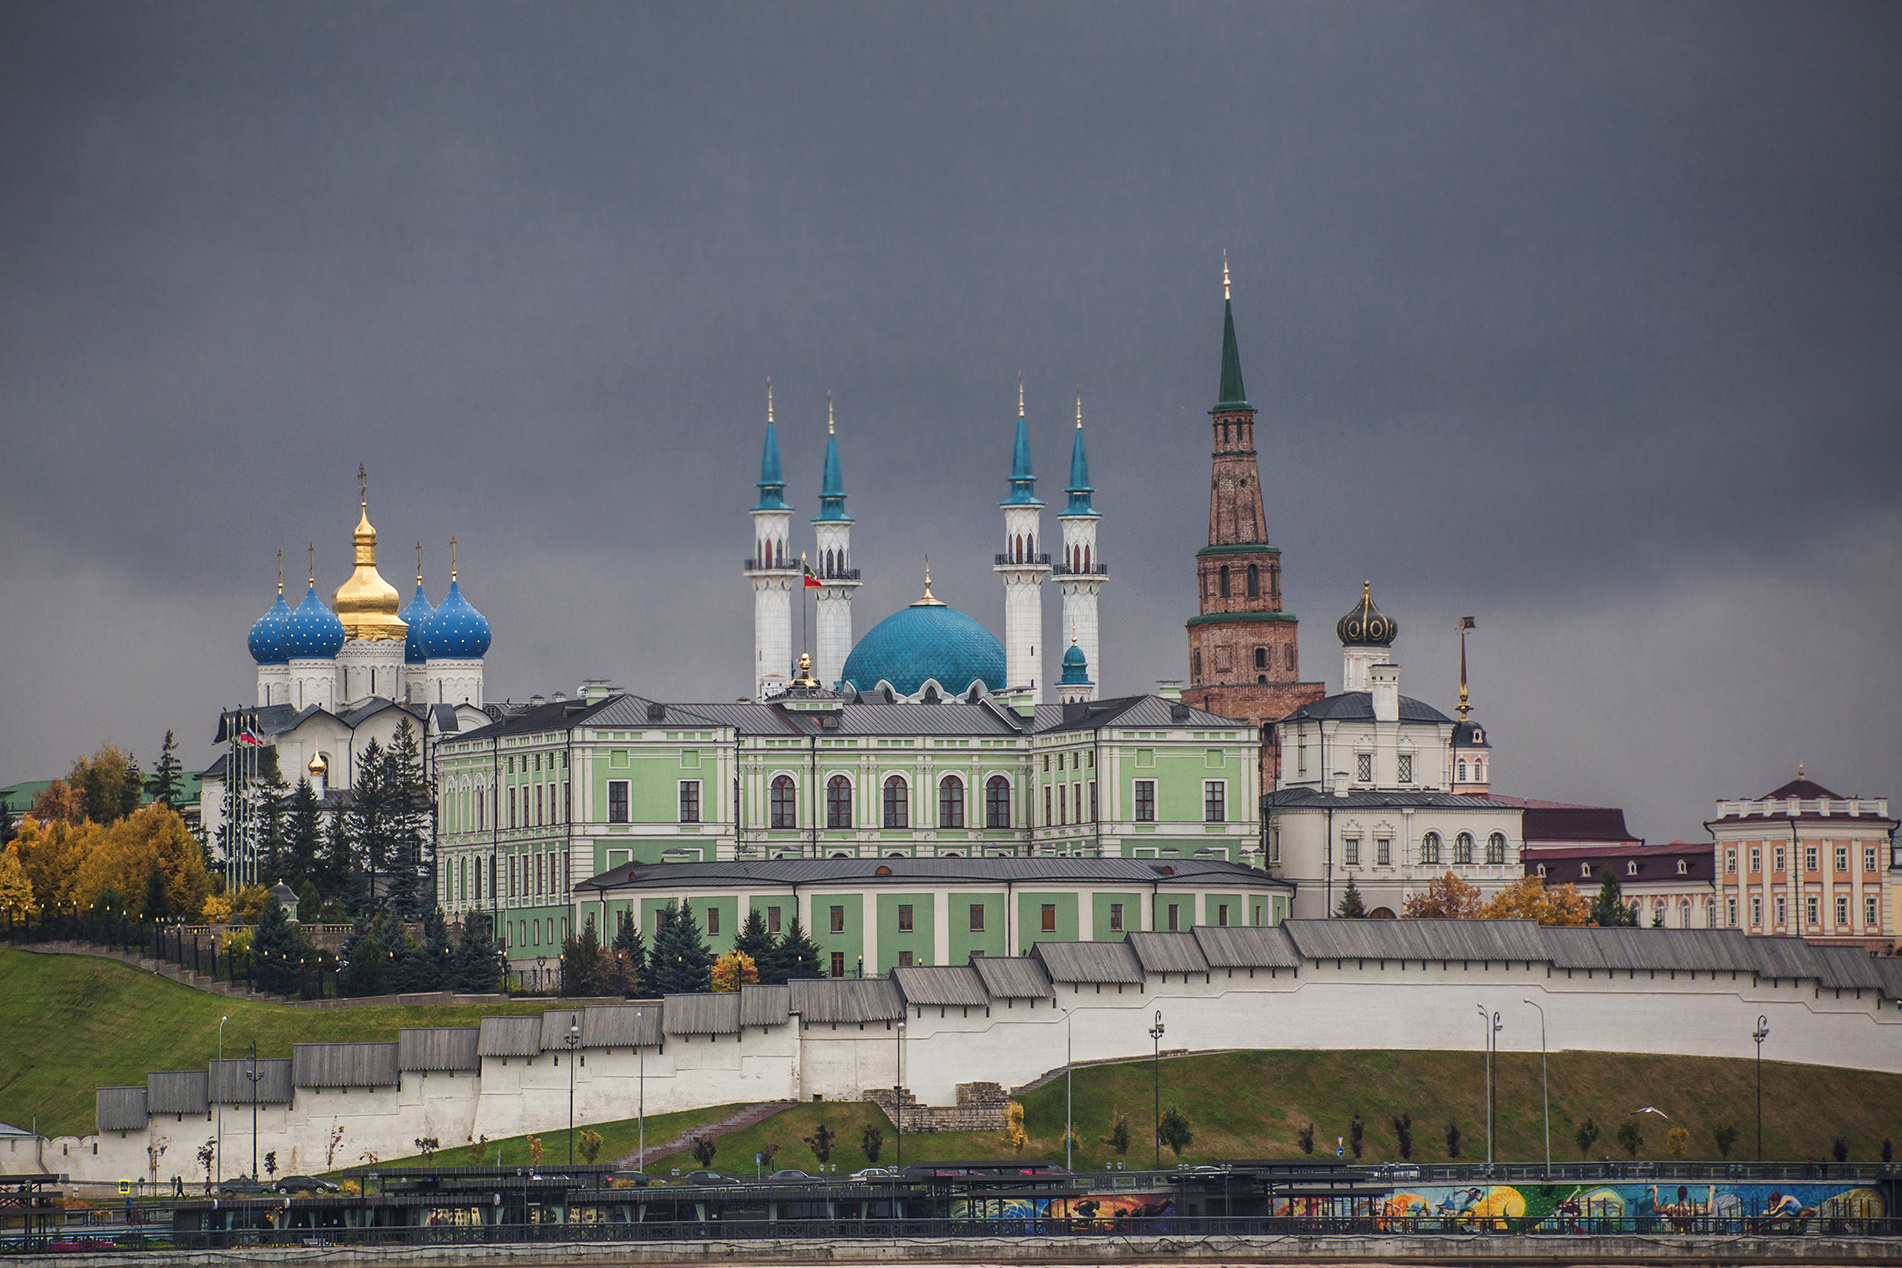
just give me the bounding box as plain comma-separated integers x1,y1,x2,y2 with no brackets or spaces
1373,1183,1886,1233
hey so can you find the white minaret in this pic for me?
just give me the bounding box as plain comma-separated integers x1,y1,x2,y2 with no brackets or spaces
745,382,796,699
811,393,860,689
1054,391,1105,701
994,379,1052,703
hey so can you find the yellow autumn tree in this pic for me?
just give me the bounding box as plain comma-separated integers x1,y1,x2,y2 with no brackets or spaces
66,805,211,919
13,816,102,910
1477,876,1592,926
1403,871,1484,919
1003,1101,1028,1153
710,951,758,992
0,845,35,913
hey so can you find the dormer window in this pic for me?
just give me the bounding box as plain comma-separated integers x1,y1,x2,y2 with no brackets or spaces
1473,729,1483,743
1536,864,1547,878
1580,863,1591,878
1677,859,1687,875
1626,861,1638,877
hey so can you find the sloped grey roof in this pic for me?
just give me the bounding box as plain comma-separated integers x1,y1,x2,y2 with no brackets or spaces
399,1028,480,1072
790,977,905,1023
1125,931,1209,975
97,1087,147,1133
892,964,989,1008
1284,918,1548,963
210,1058,293,1104
1805,944,1884,991
1192,924,1303,969
1541,927,1760,974
1282,691,1452,725
581,1003,664,1048
1031,695,1242,734
146,1070,209,1117
540,1009,586,1051
664,993,742,1036
1034,939,1145,984
1263,788,1524,812
579,856,1273,893
740,984,791,1028
970,956,1053,999
293,1042,400,1089
1870,957,1902,1000
478,1015,542,1058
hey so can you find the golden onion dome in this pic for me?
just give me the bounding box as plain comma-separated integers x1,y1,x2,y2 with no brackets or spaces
332,477,407,642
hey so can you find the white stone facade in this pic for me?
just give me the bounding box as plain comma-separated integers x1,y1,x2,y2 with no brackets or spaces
812,520,858,690
997,504,1050,703
1055,513,1102,702
748,506,794,700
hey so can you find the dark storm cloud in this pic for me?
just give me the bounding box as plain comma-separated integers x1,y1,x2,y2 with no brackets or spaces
1,2,1897,840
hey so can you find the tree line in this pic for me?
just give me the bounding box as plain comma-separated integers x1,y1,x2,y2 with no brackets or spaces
558,902,828,998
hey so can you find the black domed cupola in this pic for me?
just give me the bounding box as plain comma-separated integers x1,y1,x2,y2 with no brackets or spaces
1336,581,1397,648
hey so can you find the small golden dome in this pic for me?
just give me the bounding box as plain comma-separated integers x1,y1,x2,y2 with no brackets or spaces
308,752,327,775
332,470,406,642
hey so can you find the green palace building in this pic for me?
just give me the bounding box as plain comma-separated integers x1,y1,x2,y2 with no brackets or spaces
432,675,1280,967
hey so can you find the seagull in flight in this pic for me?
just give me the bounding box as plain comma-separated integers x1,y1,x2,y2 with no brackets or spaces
1631,1107,1670,1118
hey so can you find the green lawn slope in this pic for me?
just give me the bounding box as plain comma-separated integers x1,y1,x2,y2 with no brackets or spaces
0,948,545,1136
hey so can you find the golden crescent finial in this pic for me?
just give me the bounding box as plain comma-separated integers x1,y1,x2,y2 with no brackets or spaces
766,377,773,425
1076,388,1083,429
1018,374,1024,417
828,391,834,435
1223,250,1231,301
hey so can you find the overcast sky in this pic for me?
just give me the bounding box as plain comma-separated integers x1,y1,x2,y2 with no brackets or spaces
2,3,1897,843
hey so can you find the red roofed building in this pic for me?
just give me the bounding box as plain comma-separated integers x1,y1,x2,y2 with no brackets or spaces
1502,798,1716,928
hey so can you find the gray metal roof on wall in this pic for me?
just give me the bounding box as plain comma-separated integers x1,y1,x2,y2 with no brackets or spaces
1805,944,1884,991
399,1028,480,1072
1034,939,1145,984
1031,695,1241,734
579,856,1278,893
1284,918,1549,963
146,1071,208,1117
1871,958,1902,1000
210,1058,293,1104
581,1004,664,1049
790,977,905,1023
1263,788,1524,812
664,992,742,1035
1541,927,1759,974
1745,936,1840,984
540,1009,586,1051
970,956,1053,999
1125,931,1209,975
478,1016,542,1058
293,1042,400,1088
1192,924,1303,969
97,1087,147,1133
1282,692,1452,725
892,964,989,1008
740,984,791,1028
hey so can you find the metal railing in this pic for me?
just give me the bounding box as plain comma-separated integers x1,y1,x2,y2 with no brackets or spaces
1051,562,1110,576
994,553,1053,566
742,558,801,572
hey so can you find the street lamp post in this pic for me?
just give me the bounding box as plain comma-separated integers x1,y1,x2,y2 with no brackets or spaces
895,1020,905,1171
1523,999,1549,1178
565,1020,581,1165
1753,1015,1769,1160
636,1008,646,1173
216,1016,228,1183
1063,1007,1074,1173
1476,1004,1500,1165
245,1042,263,1180
1148,1011,1165,1169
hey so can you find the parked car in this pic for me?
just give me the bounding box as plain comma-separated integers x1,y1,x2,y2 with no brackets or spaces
849,1167,897,1180
272,1175,340,1194
678,1170,736,1186
767,1169,819,1183
217,1178,271,1195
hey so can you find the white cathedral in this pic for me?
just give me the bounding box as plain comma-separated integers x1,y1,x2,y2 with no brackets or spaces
746,382,1107,707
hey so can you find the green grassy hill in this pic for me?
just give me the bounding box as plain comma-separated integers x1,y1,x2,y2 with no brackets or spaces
0,948,544,1136
10,948,1902,1167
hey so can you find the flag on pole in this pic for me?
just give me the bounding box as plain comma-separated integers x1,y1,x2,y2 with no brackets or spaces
802,561,822,589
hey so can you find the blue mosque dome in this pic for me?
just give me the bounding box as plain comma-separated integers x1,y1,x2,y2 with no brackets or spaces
1058,640,1091,686
422,576,491,659
248,586,293,665
281,583,347,660
399,580,436,666
839,579,1005,698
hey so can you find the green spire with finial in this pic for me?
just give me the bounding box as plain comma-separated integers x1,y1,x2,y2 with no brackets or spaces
1215,251,1249,411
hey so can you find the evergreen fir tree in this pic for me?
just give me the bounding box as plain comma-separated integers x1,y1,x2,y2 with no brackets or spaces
376,910,428,993
561,922,604,997
337,916,386,997
342,737,391,908
733,907,776,970
613,911,648,988
141,865,170,922
284,781,325,893
1336,875,1368,918
254,750,290,883
326,813,370,917
149,730,186,811
650,899,714,994
1592,874,1638,927
383,722,431,920
0,801,15,847
452,912,506,993
252,892,312,997
297,878,323,923
768,914,823,982
420,907,455,991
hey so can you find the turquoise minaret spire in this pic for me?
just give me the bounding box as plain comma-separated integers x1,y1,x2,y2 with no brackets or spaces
746,379,795,698
1064,390,1096,517
1001,374,1043,507
753,381,791,512
813,392,851,523
1054,388,1105,701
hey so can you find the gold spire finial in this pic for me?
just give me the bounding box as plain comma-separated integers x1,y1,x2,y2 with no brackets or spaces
337,464,401,637
450,536,458,581
277,549,284,595
1223,250,1231,301
1018,374,1024,417
416,541,424,585
1076,388,1083,430
307,544,315,586
828,391,834,435
358,462,367,509
1071,620,1078,646
1798,761,1805,778
915,554,945,606
1456,614,1477,720
767,377,773,425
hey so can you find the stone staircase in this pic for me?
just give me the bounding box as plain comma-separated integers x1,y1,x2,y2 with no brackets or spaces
611,1099,796,1171
863,1082,1010,1133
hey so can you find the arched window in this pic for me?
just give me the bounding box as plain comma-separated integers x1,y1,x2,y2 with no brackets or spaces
1422,832,1442,865
1014,534,1023,563
1083,544,1090,571
985,776,1011,829
1254,647,1267,669
770,775,797,829
1191,650,1202,680
882,775,909,829
1247,564,1260,597
938,775,965,829
1486,832,1506,865
1457,760,1467,781
826,775,853,829
1218,565,1231,598
1455,832,1475,865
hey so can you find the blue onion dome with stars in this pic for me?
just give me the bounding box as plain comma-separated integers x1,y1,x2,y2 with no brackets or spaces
1336,581,1398,647
248,584,293,665
839,572,1005,697
399,577,436,666
281,582,347,659
422,574,491,659
1058,640,1091,686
